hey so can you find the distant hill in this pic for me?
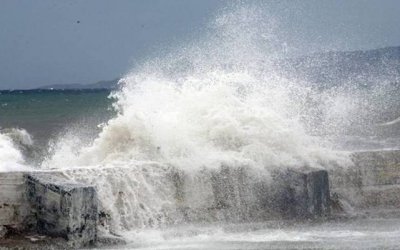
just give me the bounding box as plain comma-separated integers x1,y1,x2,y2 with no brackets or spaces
35,46,400,90
37,78,119,90
278,46,400,88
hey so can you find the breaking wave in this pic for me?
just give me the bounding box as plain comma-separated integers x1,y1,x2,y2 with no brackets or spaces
0,128,32,172
37,4,356,232
43,4,348,171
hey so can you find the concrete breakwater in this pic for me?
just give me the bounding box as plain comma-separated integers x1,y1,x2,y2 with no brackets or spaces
330,149,400,211
0,172,97,248
0,150,399,247
0,168,329,247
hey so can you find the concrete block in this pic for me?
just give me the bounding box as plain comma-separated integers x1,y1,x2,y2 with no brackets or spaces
272,167,331,219
0,225,8,239
0,172,29,226
25,172,98,247
329,150,400,209
351,150,400,186
171,165,331,222
362,184,400,208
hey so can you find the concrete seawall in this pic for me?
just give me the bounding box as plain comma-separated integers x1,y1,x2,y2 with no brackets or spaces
0,172,29,227
1,167,330,246
0,172,97,248
1,149,399,247
330,150,400,210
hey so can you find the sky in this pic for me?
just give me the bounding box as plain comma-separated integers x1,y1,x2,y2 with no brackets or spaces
1,0,400,90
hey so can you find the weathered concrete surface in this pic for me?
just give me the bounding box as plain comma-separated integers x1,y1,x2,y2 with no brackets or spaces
0,226,7,239
25,172,98,247
171,165,330,222
0,234,69,250
1,165,331,247
271,167,330,219
0,172,30,227
330,150,400,209
352,150,400,186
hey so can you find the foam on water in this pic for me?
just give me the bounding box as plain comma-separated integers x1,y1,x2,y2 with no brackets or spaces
0,128,32,171
57,71,346,170
43,4,350,171
38,3,356,232
118,219,400,250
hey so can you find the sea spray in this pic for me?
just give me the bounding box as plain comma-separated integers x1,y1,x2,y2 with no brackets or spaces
44,4,348,171
41,3,352,232
0,128,32,171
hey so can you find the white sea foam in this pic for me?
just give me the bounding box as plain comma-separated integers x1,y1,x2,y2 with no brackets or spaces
42,3,353,232
119,219,400,250
44,4,349,171
0,128,32,172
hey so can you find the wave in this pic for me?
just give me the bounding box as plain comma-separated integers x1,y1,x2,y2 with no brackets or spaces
37,3,357,232
44,4,349,171
379,116,400,126
0,128,32,172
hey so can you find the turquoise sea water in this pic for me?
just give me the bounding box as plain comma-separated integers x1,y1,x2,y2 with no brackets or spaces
0,89,115,143
0,89,116,164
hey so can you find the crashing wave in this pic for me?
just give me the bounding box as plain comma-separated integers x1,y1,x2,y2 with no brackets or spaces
0,128,32,172
41,3,352,232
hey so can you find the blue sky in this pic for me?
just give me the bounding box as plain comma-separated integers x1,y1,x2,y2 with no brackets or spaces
1,0,400,89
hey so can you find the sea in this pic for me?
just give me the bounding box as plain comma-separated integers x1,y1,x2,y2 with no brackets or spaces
0,89,115,168
1,88,400,249
1,2,400,249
